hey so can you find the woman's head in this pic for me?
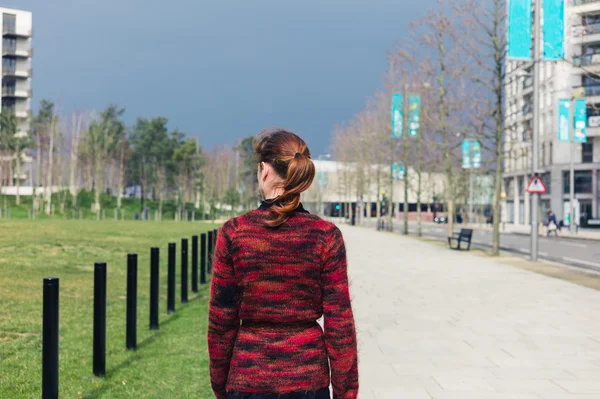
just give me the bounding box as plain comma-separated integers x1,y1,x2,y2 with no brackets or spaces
253,127,316,227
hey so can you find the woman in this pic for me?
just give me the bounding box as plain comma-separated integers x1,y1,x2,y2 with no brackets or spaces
208,128,358,399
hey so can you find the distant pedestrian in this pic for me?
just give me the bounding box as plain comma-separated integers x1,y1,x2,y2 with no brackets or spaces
208,128,358,399
547,210,558,237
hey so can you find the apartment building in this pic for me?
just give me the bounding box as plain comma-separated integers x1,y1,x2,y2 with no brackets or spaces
0,7,32,185
503,0,600,226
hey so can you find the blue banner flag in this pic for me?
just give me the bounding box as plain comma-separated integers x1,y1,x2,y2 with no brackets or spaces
558,99,570,142
472,140,481,169
391,94,403,138
574,98,587,143
508,0,532,60
543,0,565,60
408,95,421,137
392,162,405,181
462,140,471,169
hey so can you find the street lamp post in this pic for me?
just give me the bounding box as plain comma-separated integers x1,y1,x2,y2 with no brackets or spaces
403,84,409,235
530,0,541,261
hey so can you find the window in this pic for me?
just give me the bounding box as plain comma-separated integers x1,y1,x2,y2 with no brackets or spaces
2,57,15,73
542,142,546,165
506,179,514,197
549,141,553,164
518,177,524,194
563,170,593,194
2,13,15,33
2,37,16,52
582,139,594,163
541,173,551,194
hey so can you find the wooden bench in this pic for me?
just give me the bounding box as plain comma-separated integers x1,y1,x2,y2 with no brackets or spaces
448,229,473,251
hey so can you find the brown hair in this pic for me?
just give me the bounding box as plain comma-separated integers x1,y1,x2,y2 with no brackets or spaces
253,127,316,227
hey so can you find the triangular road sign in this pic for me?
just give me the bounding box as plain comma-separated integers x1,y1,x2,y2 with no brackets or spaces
526,174,547,194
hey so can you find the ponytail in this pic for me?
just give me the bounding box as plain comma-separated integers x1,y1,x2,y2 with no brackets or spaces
267,151,315,227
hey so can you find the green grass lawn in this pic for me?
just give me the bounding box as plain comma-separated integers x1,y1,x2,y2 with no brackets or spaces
0,219,217,398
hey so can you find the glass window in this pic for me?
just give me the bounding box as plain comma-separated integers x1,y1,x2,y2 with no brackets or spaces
582,139,594,163
506,178,514,197
518,176,524,194
2,13,16,33
563,170,593,194
541,173,551,194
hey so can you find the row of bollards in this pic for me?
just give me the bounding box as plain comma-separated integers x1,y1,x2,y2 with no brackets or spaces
42,228,219,399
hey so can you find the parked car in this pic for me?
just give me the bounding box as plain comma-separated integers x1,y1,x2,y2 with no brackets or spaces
434,216,447,224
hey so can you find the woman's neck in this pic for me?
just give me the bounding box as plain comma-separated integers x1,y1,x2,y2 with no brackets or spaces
262,187,284,201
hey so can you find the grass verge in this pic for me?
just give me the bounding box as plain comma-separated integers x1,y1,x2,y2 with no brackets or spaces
0,219,216,398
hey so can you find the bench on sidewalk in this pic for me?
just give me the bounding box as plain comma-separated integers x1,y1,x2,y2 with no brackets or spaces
448,229,473,251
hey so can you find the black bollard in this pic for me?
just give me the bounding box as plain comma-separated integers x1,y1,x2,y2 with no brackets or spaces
93,262,106,377
191,236,198,293
200,233,207,284
42,278,59,399
149,247,159,330
181,239,188,303
126,254,137,350
207,231,213,274
167,243,176,314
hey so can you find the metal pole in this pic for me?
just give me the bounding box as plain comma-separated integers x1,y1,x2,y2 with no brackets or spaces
417,125,422,237
469,142,474,224
167,243,176,314
191,235,198,293
570,99,576,233
149,247,159,330
93,262,106,377
126,254,137,350
42,277,59,399
530,0,541,261
403,88,409,235
207,231,213,274
389,134,394,232
200,233,207,284
181,238,188,303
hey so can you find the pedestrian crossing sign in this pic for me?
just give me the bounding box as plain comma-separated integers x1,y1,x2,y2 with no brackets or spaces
526,174,547,194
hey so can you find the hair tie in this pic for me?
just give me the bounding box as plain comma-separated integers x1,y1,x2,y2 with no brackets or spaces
294,152,302,159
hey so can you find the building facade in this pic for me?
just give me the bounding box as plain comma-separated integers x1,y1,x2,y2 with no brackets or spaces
503,0,600,226
304,160,494,222
0,7,32,184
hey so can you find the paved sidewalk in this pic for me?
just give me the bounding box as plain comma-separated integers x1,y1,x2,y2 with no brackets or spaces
341,225,600,399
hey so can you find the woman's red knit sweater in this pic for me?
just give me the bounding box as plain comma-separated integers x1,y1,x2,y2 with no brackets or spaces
208,204,358,399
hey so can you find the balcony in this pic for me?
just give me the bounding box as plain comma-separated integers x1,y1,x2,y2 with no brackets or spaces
572,1,600,16
572,23,600,43
2,106,28,119
2,46,32,58
2,67,31,79
2,25,32,38
573,53,600,67
1,87,31,98
575,83,600,97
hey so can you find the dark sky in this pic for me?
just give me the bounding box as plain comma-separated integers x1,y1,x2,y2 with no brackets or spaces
13,0,435,154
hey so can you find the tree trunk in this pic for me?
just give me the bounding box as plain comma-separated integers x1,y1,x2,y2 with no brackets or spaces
117,149,125,210
490,0,504,256
69,112,81,199
34,135,41,207
45,120,56,216
15,153,21,205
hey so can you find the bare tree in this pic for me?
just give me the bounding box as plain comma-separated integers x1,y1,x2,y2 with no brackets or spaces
452,0,506,255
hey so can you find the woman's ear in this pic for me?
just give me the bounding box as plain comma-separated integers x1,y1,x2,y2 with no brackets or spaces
259,162,268,181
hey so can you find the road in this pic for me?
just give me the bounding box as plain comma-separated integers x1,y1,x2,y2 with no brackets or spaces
370,220,600,272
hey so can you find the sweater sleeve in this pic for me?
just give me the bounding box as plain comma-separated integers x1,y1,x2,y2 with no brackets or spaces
208,222,240,399
322,226,359,399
